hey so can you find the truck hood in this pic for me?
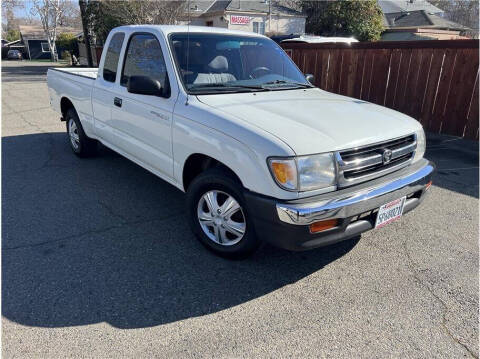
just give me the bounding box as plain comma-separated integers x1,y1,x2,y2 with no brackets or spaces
197,88,421,155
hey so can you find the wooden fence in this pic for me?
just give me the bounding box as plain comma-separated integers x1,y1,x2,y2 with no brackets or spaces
281,40,479,140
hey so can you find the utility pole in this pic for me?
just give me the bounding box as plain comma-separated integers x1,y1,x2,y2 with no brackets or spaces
268,0,272,33
79,0,93,67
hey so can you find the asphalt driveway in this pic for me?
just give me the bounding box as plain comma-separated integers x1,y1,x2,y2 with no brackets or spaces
2,61,478,358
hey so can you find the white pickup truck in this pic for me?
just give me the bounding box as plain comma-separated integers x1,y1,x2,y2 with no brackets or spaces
47,25,434,258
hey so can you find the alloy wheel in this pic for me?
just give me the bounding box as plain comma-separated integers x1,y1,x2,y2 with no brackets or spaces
197,190,246,246
68,119,80,150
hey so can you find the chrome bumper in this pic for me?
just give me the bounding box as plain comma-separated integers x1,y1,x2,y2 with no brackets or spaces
276,160,434,225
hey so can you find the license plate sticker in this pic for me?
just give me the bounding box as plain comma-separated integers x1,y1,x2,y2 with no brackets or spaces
375,196,406,229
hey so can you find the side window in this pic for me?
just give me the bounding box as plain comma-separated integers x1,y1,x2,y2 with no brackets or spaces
121,33,169,97
41,42,50,52
103,32,125,82
253,22,265,35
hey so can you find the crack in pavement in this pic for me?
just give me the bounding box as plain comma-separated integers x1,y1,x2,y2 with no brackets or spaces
2,211,184,252
402,238,478,358
97,201,130,223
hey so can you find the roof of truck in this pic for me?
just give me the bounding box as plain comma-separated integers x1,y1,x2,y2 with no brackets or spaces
112,25,267,38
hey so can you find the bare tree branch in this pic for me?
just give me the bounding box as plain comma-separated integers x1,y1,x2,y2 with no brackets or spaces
30,0,73,61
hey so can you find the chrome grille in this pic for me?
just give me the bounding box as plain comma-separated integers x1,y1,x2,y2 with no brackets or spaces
336,134,416,187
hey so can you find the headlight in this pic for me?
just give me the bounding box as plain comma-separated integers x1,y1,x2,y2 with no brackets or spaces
269,153,336,191
413,128,426,163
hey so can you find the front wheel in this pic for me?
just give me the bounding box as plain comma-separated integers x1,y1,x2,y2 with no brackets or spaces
186,168,260,258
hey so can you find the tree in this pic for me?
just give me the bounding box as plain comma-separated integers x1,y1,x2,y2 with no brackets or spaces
6,29,21,42
85,0,186,45
301,0,384,41
30,0,70,61
2,0,24,38
58,1,81,28
79,0,93,66
430,0,479,37
56,32,76,48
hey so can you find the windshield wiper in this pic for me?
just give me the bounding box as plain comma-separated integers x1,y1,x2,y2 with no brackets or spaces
189,83,268,91
262,80,314,88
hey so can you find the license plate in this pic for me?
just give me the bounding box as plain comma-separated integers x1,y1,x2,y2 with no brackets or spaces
375,196,406,229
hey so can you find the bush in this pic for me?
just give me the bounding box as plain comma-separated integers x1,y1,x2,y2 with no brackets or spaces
6,29,20,42
56,33,77,50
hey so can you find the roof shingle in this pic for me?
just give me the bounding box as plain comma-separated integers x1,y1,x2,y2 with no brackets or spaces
378,0,444,14
384,10,468,30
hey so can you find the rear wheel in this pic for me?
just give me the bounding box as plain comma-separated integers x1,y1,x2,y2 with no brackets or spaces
186,168,260,258
65,108,97,157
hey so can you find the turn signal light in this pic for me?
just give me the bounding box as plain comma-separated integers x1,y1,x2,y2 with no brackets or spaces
270,159,297,189
425,180,432,190
309,219,339,234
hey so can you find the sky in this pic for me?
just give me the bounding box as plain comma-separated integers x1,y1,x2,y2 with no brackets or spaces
13,0,80,18
14,1,34,17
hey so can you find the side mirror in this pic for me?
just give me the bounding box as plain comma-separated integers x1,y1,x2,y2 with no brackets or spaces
127,75,163,96
305,73,314,85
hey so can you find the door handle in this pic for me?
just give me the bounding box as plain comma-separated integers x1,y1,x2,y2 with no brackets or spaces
114,97,122,107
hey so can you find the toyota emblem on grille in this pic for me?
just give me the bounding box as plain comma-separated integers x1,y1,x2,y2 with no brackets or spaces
382,149,393,164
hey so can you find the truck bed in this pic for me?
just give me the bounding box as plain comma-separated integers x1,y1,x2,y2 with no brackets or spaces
47,67,97,136
49,67,98,79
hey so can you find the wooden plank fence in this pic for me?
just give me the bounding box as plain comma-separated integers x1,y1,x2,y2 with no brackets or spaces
281,40,479,140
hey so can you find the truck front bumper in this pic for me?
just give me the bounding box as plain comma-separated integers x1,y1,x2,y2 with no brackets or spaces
244,159,435,251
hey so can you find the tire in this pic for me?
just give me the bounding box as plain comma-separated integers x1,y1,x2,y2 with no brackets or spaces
186,167,261,259
65,108,97,157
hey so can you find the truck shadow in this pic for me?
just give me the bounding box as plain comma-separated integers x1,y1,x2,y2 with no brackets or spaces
2,132,360,329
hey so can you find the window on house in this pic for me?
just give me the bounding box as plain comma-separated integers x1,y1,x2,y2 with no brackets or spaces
252,22,265,35
41,42,50,52
121,33,170,97
206,21,213,27
103,32,125,82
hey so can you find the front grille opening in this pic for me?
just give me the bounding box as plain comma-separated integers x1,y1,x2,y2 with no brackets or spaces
341,135,415,160
350,209,379,225
338,134,416,186
407,190,423,199
344,153,413,179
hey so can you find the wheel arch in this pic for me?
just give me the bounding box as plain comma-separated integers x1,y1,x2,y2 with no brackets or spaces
182,153,243,191
60,97,75,120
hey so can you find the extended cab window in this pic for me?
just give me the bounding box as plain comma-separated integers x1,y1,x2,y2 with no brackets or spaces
121,33,169,97
103,32,125,82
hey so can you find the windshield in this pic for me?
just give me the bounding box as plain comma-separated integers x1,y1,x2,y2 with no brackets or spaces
169,33,312,94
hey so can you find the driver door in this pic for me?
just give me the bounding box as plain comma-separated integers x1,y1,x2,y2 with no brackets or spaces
109,32,176,180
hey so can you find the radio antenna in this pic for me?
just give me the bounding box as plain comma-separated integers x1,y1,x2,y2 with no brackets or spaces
185,0,191,105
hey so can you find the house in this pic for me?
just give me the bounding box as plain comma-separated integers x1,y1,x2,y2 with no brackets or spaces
382,10,469,41
180,0,306,36
378,0,444,15
378,0,469,40
19,25,81,59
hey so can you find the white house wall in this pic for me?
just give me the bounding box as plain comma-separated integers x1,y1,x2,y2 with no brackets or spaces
269,15,305,35
227,13,266,33
205,15,229,28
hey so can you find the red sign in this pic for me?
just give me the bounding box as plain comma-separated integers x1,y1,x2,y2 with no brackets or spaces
230,15,250,25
